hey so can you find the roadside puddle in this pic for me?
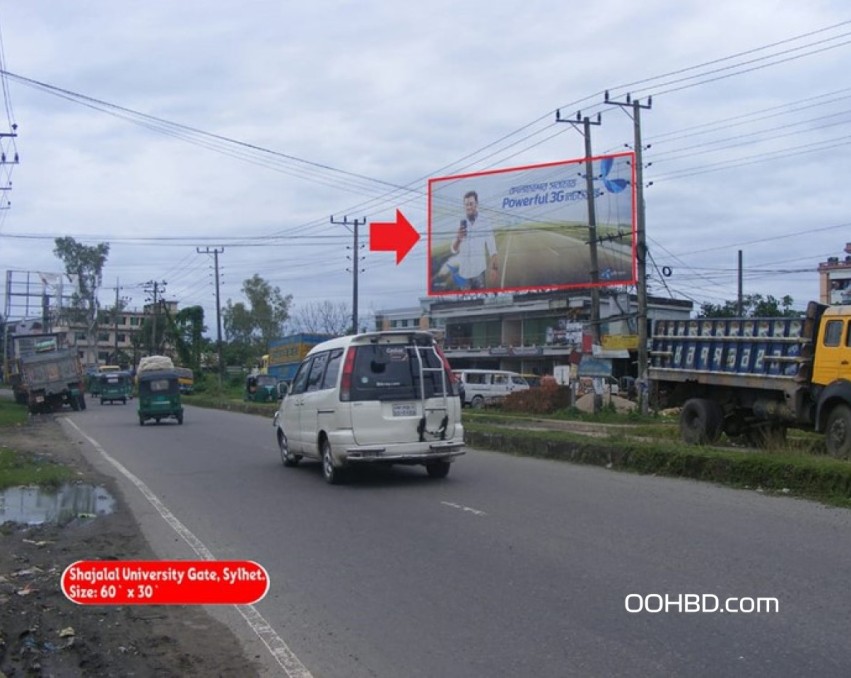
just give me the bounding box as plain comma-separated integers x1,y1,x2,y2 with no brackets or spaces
0,483,116,526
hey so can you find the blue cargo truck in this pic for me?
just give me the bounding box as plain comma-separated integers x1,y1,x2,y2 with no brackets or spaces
649,302,851,457
267,333,334,388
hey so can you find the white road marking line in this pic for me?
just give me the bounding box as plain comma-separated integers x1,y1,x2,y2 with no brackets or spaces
65,419,313,678
441,501,487,517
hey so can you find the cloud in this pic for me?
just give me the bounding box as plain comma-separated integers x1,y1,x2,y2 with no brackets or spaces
0,1,849,327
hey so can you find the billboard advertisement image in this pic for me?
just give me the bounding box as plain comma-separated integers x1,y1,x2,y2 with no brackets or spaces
428,153,636,296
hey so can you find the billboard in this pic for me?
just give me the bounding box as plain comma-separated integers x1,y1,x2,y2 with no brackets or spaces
427,153,636,296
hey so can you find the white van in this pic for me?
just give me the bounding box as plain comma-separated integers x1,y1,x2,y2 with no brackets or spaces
272,331,465,484
453,369,530,408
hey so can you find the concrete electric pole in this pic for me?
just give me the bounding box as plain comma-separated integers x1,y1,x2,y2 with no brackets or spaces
331,215,366,333
604,91,652,413
555,109,603,345
197,247,224,386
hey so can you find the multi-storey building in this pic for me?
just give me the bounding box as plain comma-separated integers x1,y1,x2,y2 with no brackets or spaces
818,243,851,306
376,291,693,380
67,300,179,367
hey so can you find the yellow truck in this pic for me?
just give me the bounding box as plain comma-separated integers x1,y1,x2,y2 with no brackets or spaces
649,302,851,457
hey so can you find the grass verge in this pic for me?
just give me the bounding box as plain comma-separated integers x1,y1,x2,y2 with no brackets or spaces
0,447,73,490
0,398,73,490
465,421,851,509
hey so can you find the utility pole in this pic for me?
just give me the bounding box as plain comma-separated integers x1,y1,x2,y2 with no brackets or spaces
555,110,602,344
144,280,167,354
111,279,129,364
605,91,652,413
737,250,744,316
197,247,224,386
331,216,366,333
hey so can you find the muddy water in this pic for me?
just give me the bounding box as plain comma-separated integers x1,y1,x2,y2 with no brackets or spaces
0,483,116,526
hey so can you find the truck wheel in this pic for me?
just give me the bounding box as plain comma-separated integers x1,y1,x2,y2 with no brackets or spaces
825,405,851,459
680,398,722,445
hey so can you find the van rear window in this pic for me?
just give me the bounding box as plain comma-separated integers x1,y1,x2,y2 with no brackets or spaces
349,344,448,402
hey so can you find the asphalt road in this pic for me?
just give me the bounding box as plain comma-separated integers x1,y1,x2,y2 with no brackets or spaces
61,401,851,678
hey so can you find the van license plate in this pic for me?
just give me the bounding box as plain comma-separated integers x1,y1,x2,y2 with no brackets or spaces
392,404,417,417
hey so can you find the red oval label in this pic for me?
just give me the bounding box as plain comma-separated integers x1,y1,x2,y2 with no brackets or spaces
61,560,269,605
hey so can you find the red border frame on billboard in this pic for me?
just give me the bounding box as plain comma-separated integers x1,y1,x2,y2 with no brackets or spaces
427,153,636,297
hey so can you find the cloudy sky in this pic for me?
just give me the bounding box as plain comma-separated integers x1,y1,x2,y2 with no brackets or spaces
0,1,848,332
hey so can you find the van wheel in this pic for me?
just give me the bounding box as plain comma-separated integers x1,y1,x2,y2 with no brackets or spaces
177,412,184,425
139,416,145,426
471,395,484,409
825,405,851,459
426,460,451,479
278,430,301,467
321,439,344,484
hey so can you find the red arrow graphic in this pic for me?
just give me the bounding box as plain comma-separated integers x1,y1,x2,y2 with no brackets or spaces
369,210,420,264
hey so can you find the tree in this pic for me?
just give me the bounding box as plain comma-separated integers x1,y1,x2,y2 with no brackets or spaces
244,274,292,347
53,237,110,365
222,301,254,346
53,237,110,324
290,300,351,336
163,305,205,370
698,294,802,318
222,275,292,356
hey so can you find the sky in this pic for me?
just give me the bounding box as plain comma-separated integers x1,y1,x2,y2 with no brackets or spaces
0,1,849,334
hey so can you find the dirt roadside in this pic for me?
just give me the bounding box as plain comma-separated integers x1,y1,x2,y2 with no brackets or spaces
0,414,266,677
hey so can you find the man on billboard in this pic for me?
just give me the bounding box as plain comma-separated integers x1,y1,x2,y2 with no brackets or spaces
445,190,500,290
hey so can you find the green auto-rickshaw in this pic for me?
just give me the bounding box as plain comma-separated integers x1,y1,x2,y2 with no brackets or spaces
245,374,278,402
86,369,102,397
99,371,132,405
137,370,184,425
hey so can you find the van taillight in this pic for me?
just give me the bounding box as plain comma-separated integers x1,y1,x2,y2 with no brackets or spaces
435,344,457,394
340,347,357,401
435,345,454,380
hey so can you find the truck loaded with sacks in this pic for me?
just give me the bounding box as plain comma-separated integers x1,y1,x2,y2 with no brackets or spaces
649,302,851,458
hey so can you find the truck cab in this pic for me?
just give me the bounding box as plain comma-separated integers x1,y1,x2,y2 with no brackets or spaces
812,305,851,386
